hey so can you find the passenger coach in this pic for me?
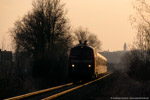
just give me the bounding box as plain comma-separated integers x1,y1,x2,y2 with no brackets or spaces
68,41,107,82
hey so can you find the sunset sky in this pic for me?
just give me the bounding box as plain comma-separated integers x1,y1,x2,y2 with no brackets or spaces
0,0,136,51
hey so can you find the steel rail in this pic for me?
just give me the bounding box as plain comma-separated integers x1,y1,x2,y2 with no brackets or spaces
4,83,73,100
42,72,112,100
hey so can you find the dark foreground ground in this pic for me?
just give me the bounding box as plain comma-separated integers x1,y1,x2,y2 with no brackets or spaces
1,71,150,100
56,71,150,100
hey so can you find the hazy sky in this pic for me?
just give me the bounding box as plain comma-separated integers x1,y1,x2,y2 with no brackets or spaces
0,0,135,51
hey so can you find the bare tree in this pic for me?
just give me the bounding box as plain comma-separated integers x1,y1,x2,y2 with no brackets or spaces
131,0,150,51
11,0,72,58
74,27,101,51
125,0,150,81
88,34,101,51
10,0,73,82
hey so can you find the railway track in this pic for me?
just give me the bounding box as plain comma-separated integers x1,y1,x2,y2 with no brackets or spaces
5,72,112,100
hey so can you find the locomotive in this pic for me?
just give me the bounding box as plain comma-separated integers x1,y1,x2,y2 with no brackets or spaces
68,41,107,82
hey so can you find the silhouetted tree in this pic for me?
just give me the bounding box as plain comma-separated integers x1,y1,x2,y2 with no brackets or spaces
127,0,150,81
11,0,72,82
74,27,101,51
131,0,150,51
121,50,150,81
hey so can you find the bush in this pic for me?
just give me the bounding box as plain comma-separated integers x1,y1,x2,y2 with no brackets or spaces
122,50,150,81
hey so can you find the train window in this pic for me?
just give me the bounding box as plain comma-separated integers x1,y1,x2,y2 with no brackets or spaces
70,47,93,57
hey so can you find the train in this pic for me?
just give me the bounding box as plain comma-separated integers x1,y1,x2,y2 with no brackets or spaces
68,41,107,82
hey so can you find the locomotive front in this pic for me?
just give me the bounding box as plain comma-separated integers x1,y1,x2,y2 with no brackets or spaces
68,44,95,81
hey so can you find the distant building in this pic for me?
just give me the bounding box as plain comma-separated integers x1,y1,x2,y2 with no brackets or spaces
0,49,12,63
0,49,1,62
124,43,127,52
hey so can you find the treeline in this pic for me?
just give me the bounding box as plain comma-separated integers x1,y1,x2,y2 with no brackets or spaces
11,0,72,89
122,0,150,81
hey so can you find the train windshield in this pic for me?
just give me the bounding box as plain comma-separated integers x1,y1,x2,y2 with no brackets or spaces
70,47,93,57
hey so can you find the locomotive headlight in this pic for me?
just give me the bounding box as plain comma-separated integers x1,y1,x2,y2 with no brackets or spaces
88,65,91,67
72,64,75,67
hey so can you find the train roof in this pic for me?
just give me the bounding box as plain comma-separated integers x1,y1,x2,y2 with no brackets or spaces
71,43,107,62
97,52,107,62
